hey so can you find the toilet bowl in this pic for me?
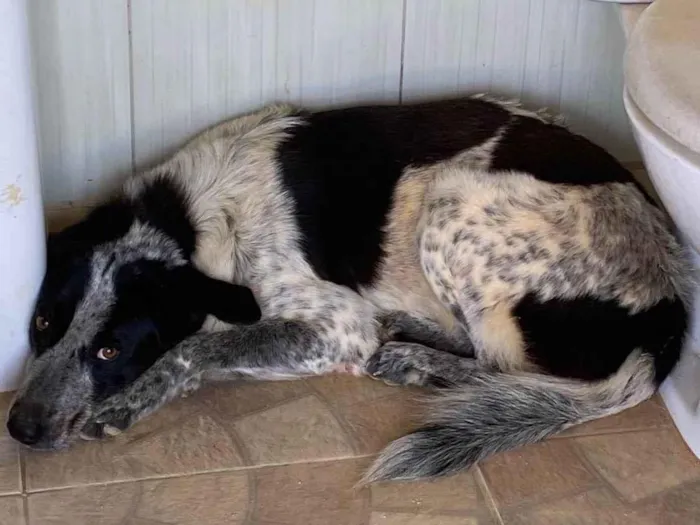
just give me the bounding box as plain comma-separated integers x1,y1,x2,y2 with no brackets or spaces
616,0,700,457
0,0,45,392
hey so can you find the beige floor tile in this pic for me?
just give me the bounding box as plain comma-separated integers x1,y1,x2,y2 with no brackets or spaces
307,375,426,453
575,428,700,502
0,496,25,525
501,487,652,525
233,395,355,465
480,439,599,509
633,479,700,525
21,377,396,490
371,471,484,514
336,391,421,454
307,374,413,407
0,393,21,495
559,396,672,438
253,458,369,525
28,470,250,525
10,372,700,525
369,512,480,525
24,394,243,491
196,379,312,420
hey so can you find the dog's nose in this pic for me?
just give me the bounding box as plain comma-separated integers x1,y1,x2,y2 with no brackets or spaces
6,402,45,446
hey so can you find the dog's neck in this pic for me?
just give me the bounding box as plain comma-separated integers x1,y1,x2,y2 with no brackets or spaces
124,131,315,299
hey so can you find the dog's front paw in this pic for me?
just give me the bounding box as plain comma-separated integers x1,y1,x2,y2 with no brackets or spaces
80,395,141,441
365,343,432,386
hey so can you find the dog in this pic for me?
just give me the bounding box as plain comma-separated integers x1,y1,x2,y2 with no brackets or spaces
7,96,692,483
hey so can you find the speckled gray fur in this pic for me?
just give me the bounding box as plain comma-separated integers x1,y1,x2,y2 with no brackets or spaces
11,222,188,449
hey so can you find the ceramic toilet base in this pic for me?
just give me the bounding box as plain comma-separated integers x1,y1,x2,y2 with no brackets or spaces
661,360,700,458
623,89,700,459
659,245,700,459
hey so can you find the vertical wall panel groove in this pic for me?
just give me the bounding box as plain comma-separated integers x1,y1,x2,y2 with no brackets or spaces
130,0,404,167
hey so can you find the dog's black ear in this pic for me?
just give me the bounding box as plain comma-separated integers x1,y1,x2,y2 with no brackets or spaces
47,199,134,262
178,266,261,325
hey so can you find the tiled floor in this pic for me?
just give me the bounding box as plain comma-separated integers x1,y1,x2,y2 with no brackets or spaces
1,376,699,524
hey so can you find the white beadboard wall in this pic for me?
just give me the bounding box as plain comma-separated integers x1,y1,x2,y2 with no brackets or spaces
403,0,635,161
130,0,404,166
28,0,132,205
29,0,638,207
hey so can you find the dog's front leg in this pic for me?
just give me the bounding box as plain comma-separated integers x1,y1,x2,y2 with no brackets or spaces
366,342,480,387
379,311,474,357
81,318,328,439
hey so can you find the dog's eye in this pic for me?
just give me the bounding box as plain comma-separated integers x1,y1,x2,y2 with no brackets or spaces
96,347,120,361
35,316,49,331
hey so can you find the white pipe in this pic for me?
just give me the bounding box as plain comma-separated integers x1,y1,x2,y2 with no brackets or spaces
0,0,45,392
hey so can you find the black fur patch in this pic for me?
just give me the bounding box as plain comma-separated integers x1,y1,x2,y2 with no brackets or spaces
86,260,203,399
131,176,198,257
86,261,261,400
30,258,91,355
180,266,261,324
515,293,687,383
277,98,511,288
491,116,648,191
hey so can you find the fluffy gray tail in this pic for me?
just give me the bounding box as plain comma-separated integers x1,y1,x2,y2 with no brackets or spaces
362,350,656,483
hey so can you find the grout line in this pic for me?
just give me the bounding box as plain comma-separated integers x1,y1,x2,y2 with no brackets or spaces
500,483,603,517
305,383,362,456
205,411,255,467
21,495,29,525
19,447,29,525
359,462,372,525
209,388,312,422
398,0,407,104
241,464,258,525
551,424,672,440
22,454,376,496
625,472,700,506
474,465,505,525
18,447,26,495
569,436,628,503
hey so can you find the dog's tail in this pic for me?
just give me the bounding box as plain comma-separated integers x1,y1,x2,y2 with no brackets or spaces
362,350,657,483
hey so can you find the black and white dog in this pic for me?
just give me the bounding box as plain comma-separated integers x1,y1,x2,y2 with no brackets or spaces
7,96,692,483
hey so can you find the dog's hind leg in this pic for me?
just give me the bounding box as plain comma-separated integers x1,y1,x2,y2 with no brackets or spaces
81,318,359,439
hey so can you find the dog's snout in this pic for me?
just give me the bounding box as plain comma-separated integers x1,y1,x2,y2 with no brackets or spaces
7,402,46,446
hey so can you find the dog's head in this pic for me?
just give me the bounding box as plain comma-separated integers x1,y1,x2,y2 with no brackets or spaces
6,178,260,449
